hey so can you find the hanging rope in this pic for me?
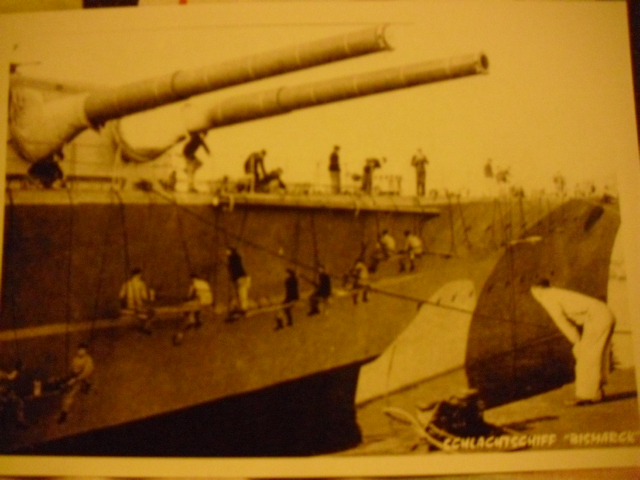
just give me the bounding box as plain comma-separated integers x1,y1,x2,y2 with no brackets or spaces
495,198,506,247
309,213,320,271
175,202,193,275
367,284,552,333
456,195,472,250
64,187,75,371
4,189,22,365
518,192,526,233
88,190,117,345
236,205,250,250
358,212,368,260
445,191,457,256
210,208,220,309
113,190,131,276
143,191,156,285
292,212,302,268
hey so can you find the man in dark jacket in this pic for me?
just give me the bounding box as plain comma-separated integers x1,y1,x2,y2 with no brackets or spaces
183,132,209,193
275,268,299,330
226,248,251,313
308,265,331,316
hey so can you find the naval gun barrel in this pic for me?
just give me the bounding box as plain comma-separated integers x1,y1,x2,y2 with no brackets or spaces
84,25,391,126
195,52,489,130
10,26,391,162
115,52,488,161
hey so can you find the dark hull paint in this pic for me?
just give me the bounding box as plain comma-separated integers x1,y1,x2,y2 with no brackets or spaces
0,191,621,454
466,200,620,407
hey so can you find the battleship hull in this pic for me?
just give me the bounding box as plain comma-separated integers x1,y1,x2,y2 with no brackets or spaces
0,190,620,455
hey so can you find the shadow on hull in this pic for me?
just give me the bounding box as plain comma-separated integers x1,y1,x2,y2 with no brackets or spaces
17,360,364,457
466,200,620,407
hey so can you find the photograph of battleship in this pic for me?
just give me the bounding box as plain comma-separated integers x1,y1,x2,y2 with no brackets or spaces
0,0,638,467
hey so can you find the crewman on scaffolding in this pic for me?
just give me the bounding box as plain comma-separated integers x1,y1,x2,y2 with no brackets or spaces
308,265,331,316
275,268,299,330
378,229,397,259
173,273,214,345
58,343,94,424
119,267,156,334
349,257,370,305
226,248,251,318
400,230,424,272
0,361,28,429
369,229,398,273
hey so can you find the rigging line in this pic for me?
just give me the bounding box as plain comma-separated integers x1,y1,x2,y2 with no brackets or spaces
505,197,519,391
236,203,250,249
292,212,302,268
359,211,368,260
366,285,557,332
88,189,116,345
445,191,457,256
456,195,472,250
64,187,75,371
490,199,497,248
150,189,316,271
144,190,448,286
4,189,22,363
495,197,506,247
175,201,193,274
144,190,155,282
466,330,567,369
211,209,219,307
518,191,526,232
113,189,131,275
309,211,320,269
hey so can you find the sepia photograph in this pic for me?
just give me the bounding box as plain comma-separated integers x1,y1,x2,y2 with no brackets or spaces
0,0,639,476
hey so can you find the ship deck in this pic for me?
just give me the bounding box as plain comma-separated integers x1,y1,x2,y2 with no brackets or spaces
5,188,443,215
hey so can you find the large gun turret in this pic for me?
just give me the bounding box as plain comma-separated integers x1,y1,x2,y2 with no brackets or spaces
9,25,391,162
115,53,489,162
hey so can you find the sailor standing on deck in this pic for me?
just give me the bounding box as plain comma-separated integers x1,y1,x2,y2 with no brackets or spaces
411,149,429,197
530,280,615,406
58,343,94,424
329,145,341,194
119,267,155,334
226,248,251,314
244,150,267,192
362,158,383,194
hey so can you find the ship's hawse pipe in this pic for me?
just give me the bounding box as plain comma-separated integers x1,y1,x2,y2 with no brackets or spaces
10,26,391,163
114,52,488,162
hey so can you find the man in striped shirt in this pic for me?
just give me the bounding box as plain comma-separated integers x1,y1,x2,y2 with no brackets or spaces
119,267,155,334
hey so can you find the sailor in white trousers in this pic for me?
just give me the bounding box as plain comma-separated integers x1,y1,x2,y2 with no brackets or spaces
530,279,615,405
